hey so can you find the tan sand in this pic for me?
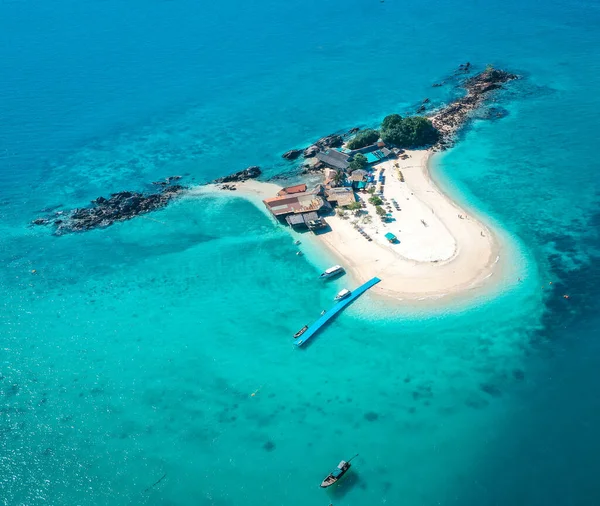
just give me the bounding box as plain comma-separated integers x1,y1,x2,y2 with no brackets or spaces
188,151,511,302
316,150,504,301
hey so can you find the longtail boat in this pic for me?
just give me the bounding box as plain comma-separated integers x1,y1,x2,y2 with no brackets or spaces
293,325,309,339
320,454,358,488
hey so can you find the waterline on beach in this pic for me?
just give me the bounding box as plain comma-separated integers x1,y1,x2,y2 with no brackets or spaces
192,147,530,309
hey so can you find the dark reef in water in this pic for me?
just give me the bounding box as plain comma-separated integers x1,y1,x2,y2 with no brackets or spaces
32,180,186,235
364,411,379,421
263,440,276,452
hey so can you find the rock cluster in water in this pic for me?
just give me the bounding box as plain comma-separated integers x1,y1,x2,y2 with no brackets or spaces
280,130,358,161
430,67,518,149
32,181,186,234
212,165,261,183
282,149,303,160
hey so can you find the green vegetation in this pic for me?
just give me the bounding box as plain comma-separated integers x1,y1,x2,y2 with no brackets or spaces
345,201,363,215
380,114,440,148
369,195,383,206
375,205,386,217
348,153,368,172
332,170,346,186
346,129,380,150
382,114,403,132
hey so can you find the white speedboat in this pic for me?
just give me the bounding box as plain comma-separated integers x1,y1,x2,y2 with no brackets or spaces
319,265,345,280
334,288,351,301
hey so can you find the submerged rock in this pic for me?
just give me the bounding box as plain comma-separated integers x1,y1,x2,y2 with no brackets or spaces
481,106,510,120
263,441,276,452
456,62,472,74
364,411,379,422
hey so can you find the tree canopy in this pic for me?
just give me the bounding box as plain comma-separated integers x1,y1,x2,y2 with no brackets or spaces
332,170,346,185
348,153,368,172
380,114,439,148
369,195,383,206
345,201,363,214
346,129,380,150
381,114,403,131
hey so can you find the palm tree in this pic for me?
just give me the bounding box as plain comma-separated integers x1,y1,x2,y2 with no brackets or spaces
332,170,345,186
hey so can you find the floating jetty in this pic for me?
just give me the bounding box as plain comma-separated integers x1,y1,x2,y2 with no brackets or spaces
294,277,381,347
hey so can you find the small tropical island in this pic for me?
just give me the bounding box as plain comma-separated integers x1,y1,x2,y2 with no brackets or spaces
34,65,519,302
196,65,519,301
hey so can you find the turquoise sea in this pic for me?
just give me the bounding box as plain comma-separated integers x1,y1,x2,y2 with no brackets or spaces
2,0,600,504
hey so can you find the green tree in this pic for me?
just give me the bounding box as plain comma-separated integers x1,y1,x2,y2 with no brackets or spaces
348,153,368,172
375,205,387,217
369,195,383,206
381,114,403,131
332,170,346,186
346,129,380,150
380,115,439,148
345,201,362,216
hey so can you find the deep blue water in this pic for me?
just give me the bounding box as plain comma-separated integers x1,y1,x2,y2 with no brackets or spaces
1,0,600,504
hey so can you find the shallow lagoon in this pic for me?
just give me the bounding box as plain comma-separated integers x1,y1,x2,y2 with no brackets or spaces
2,0,600,504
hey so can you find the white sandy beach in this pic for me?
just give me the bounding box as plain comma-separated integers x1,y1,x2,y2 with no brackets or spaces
191,150,509,302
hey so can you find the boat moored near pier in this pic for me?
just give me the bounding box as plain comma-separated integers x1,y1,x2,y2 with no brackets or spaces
319,264,345,280
334,288,351,301
293,325,309,339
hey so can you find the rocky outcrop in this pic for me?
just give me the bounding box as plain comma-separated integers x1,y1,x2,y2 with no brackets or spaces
33,184,186,234
286,129,357,160
302,133,344,159
213,166,261,183
302,145,320,158
282,149,303,160
430,67,518,149
314,133,343,150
